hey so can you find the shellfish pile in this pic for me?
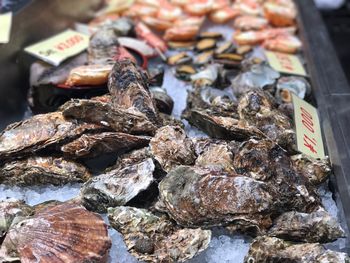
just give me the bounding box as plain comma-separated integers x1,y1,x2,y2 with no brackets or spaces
0,0,349,262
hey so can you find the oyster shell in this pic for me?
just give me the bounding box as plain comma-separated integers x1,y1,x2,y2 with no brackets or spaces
61,132,150,158
108,206,211,263
291,154,331,185
108,59,158,123
190,64,219,88
80,158,155,212
0,203,111,263
0,156,91,186
0,112,104,161
244,236,349,263
150,126,196,172
149,87,174,115
268,207,345,243
61,99,157,135
0,199,33,239
276,76,311,103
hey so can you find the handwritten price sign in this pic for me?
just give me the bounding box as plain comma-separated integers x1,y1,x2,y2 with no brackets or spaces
24,29,89,66
292,93,325,159
0,12,12,44
265,50,306,76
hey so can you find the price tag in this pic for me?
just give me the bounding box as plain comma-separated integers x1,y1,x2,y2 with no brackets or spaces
0,12,12,44
292,93,325,159
265,50,306,76
24,29,89,66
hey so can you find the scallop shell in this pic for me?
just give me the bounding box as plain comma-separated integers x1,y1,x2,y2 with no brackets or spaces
0,203,111,263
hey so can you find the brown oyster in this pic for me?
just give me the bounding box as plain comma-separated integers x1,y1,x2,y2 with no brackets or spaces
61,98,156,135
108,59,158,123
291,154,332,185
268,207,345,243
0,199,33,239
108,206,211,262
61,132,150,158
244,236,349,263
150,126,196,172
0,112,105,161
80,158,155,212
0,203,111,263
0,156,91,186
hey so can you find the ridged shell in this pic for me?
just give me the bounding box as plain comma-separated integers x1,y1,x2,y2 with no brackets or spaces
108,206,211,262
0,203,111,263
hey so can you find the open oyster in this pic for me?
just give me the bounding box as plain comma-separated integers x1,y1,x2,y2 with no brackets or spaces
268,207,345,243
0,203,111,263
61,132,150,158
150,126,196,172
0,112,104,161
0,156,91,186
80,158,155,212
108,59,158,123
276,76,311,103
0,199,33,239
244,236,349,263
108,206,211,262
61,99,156,135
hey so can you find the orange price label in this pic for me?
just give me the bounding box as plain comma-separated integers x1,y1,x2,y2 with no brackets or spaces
265,50,306,76
292,93,325,159
24,29,89,66
0,12,12,44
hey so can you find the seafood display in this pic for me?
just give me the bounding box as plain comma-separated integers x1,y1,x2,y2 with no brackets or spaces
0,0,349,262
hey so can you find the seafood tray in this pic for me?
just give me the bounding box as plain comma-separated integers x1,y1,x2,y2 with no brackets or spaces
1,0,350,262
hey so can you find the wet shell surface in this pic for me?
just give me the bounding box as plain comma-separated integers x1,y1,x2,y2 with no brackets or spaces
108,206,211,263
195,38,217,52
167,52,193,65
0,202,111,263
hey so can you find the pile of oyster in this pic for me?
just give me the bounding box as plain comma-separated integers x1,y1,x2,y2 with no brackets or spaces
0,20,348,263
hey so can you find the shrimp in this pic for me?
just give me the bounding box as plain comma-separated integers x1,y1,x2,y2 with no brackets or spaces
263,2,296,27
122,4,158,17
174,16,205,27
164,25,200,41
184,0,214,16
209,6,239,24
141,16,173,31
157,0,183,21
98,0,135,15
135,22,168,53
232,0,263,16
233,15,268,31
263,34,302,54
135,0,160,7
65,64,113,86
89,14,120,28
212,0,231,11
170,0,188,6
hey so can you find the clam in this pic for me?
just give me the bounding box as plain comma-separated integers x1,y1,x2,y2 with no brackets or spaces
150,126,196,172
268,207,345,243
214,53,243,67
195,38,217,52
167,41,196,50
0,156,91,186
197,31,223,40
276,76,311,103
150,87,174,115
167,52,192,65
236,45,253,55
148,65,165,87
80,158,155,212
108,206,211,262
190,64,219,88
0,203,111,263
175,65,197,81
244,236,349,263
194,50,214,65
214,41,236,55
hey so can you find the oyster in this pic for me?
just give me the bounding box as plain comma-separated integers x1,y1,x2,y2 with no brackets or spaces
108,206,211,262
0,112,104,160
148,65,165,87
268,207,345,243
149,87,174,115
80,158,155,212
108,59,158,123
150,126,196,172
167,52,192,65
244,236,349,263
276,76,311,103
0,203,111,263
0,156,91,186
0,199,33,239
190,64,219,88
61,132,150,158
61,99,157,135
291,154,332,185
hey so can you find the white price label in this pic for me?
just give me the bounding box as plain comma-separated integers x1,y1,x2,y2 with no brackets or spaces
0,12,12,44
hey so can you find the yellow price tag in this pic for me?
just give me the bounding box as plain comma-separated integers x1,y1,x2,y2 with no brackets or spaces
24,29,89,66
265,50,306,76
0,12,12,44
292,93,325,159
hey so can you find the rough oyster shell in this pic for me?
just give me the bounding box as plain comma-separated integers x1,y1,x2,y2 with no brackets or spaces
0,112,104,161
61,99,156,135
276,76,311,103
0,203,111,263
150,126,196,172
61,132,150,158
244,236,349,263
291,154,332,185
149,87,174,115
108,206,211,262
80,158,155,212
268,207,345,243
0,199,33,239
0,156,91,186
108,59,158,123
